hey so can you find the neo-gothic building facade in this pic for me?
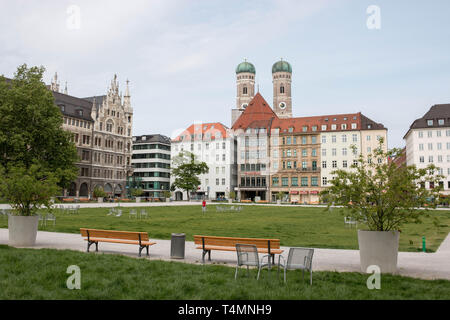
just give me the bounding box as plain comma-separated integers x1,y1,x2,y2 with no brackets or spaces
50,73,133,198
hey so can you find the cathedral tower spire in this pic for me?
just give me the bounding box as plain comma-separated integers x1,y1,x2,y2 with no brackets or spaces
272,58,293,118
232,59,256,126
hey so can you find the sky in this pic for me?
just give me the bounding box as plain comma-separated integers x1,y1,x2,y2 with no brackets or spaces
1,0,450,148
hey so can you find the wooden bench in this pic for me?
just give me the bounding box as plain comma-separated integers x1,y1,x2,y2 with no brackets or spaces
194,235,283,264
80,228,157,257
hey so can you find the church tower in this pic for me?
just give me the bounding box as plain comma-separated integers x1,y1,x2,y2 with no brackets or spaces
231,59,256,126
272,59,292,118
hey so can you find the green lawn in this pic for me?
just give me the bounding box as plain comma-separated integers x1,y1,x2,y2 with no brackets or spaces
1,205,448,252
0,245,449,300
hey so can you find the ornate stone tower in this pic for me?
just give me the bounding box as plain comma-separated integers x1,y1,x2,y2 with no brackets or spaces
272,59,292,118
231,59,256,126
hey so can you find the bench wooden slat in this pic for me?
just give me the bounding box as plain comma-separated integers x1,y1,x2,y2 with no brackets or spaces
83,238,157,246
196,245,283,254
193,235,280,249
80,228,149,241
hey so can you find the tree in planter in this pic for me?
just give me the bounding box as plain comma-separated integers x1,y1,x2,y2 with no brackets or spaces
321,138,443,231
229,191,236,201
0,65,79,216
320,138,443,272
93,187,107,199
276,191,285,202
171,151,208,201
130,188,144,198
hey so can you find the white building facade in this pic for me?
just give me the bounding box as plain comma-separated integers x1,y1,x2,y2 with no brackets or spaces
404,104,450,194
171,122,237,200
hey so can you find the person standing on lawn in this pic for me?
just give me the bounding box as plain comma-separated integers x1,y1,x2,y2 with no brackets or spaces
202,199,206,213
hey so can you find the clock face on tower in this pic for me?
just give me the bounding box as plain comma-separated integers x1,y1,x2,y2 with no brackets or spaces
279,102,286,109
241,103,248,109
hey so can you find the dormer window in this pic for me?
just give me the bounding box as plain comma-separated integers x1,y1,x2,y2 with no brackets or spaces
302,126,308,132
438,119,445,125
59,104,65,112
427,119,434,126
367,124,372,129
288,127,293,133
77,109,83,116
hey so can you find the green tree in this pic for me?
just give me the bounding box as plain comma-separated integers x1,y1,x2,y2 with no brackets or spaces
0,64,78,215
321,138,443,231
171,151,208,201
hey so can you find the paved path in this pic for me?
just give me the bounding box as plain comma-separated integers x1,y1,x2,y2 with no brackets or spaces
1,228,449,281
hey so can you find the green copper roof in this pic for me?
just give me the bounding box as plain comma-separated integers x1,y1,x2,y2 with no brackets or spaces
236,61,256,74
272,60,292,73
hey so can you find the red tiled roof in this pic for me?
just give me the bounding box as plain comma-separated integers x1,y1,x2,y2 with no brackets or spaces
231,93,278,131
172,122,229,142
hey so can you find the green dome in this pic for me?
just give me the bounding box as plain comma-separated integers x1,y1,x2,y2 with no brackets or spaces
272,60,292,73
235,61,256,74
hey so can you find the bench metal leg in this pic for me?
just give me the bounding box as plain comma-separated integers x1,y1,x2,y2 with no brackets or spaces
87,241,97,253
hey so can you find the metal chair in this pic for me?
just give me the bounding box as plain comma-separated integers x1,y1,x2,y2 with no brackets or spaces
46,213,56,226
278,247,314,285
344,216,357,227
38,214,46,227
140,209,148,219
129,209,137,219
235,244,271,280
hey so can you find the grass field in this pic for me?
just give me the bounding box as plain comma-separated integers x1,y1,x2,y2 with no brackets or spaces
1,205,448,252
0,245,449,300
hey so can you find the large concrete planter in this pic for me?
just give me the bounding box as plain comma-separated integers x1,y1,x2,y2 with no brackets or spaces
8,215,39,247
136,197,141,203
97,197,103,203
276,200,281,205
358,230,400,274
228,199,233,204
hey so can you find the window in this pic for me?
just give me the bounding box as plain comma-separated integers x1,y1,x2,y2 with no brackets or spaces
311,177,318,186
428,143,433,150
341,124,347,130
301,177,308,187
427,119,433,126
418,131,423,138
272,177,279,186
311,136,317,144
322,161,327,168
438,143,442,150
243,87,247,94
419,144,424,151
428,131,432,138
312,149,317,157
351,123,357,129
342,148,347,156
312,126,317,132
438,119,445,125
222,178,225,185
332,160,337,168
302,149,307,157
352,134,358,142
302,126,308,132
342,135,347,143
366,135,371,141
437,131,442,137
222,154,226,161
291,177,298,186
331,124,337,130
280,86,285,94
332,148,337,156
332,135,336,143
282,177,289,186
321,136,326,143
322,177,327,186
216,179,219,185
302,137,307,144
322,149,326,156
343,160,347,168
321,125,327,130
429,156,433,163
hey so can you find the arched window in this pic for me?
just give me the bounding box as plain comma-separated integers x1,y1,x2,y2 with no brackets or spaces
280,86,285,94
243,87,247,95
